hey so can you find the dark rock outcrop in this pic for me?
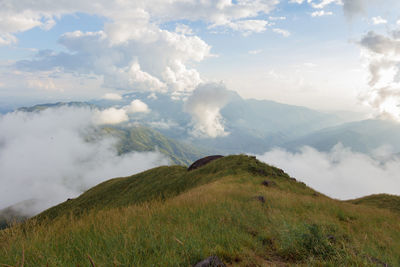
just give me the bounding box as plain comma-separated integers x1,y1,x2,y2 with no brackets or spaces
193,256,226,267
255,196,266,203
261,180,275,187
188,155,224,171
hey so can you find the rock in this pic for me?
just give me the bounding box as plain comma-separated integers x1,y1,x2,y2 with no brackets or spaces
255,196,266,203
193,256,226,267
188,155,224,171
261,180,275,187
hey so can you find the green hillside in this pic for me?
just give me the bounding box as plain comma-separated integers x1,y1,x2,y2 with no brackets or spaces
101,126,206,165
348,194,400,214
1,155,400,266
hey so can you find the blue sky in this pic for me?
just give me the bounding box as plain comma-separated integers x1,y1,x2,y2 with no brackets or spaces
0,0,400,118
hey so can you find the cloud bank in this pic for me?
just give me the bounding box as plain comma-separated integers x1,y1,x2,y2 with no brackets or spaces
258,144,400,200
0,107,168,215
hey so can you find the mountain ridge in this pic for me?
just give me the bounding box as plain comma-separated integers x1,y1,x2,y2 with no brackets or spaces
1,155,399,266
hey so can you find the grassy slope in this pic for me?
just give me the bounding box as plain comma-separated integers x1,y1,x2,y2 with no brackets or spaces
348,194,400,214
1,155,400,266
101,126,206,166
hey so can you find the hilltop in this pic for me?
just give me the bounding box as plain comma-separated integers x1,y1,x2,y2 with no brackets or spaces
348,194,400,214
1,155,400,266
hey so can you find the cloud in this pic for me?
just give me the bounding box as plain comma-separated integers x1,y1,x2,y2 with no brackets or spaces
269,16,286,21
290,0,306,4
0,0,280,42
372,16,387,25
93,107,129,125
257,144,400,199
272,28,291,37
311,0,340,9
311,10,333,17
223,20,270,36
175,24,194,36
1,0,280,98
342,0,400,20
102,93,123,101
0,106,168,215
126,99,150,114
185,82,232,138
358,31,400,121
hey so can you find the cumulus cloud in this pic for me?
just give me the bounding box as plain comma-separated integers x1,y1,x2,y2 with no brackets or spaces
185,82,232,138
342,0,400,20
0,0,281,98
93,107,129,125
0,107,168,215
126,99,150,114
372,16,387,25
102,93,122,101
257,144,400,199
358,31,400,121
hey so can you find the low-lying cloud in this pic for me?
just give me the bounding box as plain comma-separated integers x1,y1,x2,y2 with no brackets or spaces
257,144,400,200
0,106,168,215
185,82,231,138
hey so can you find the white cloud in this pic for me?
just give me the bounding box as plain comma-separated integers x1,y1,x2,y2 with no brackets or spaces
272,28,291,37
311,0,341,9
257,144,400,199
224,20,270,36
102,93,123,101
372,16,387,25
1,0,280,98
185,82,232,138
269,16,286,21
0,107,168,214
126,99,150,114
0,0,280,46
93,107,129,125
290,0,306,4
311,10,333,17
358,31,400,121
175,24,194,35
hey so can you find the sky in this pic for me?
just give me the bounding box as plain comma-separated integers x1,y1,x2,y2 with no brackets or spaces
1,0,400,116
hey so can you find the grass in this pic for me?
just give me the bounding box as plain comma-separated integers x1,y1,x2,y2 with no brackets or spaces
348,193,400,214
1,155,400,266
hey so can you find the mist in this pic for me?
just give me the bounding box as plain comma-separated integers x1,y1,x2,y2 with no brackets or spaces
185,82,232,138
0,107,168,216
257,144,400,200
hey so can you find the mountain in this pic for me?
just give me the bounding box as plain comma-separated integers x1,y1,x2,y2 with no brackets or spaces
17,101,96,112
0,200,41,230
100,126,207,165
1,155,399,266
91,91,349,154
12,93,353,156
283,119,400,155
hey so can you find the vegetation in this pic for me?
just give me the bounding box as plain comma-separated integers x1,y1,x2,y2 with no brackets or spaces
348,193,400,214
1,155,399,266
101,126,206,166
